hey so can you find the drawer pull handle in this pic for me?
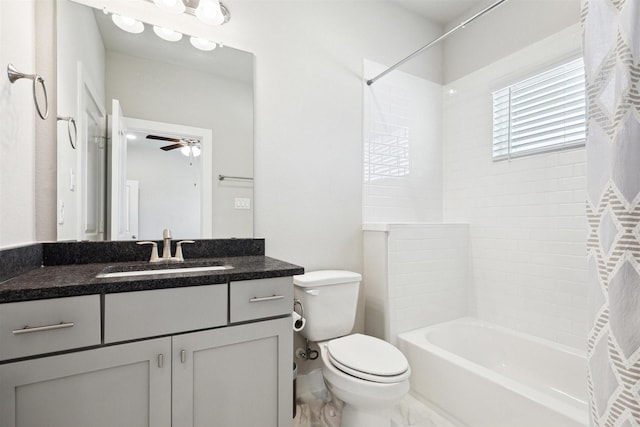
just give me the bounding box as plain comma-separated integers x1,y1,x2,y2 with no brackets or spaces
12,321,75,335
249,295,284,303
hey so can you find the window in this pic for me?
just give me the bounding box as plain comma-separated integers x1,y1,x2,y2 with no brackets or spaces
492,58,586,160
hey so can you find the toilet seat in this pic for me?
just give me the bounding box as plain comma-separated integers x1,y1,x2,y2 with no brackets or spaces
326,334,410,383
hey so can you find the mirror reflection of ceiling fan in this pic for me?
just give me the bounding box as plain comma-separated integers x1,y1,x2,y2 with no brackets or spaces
146,134,200,151
146,134,201,157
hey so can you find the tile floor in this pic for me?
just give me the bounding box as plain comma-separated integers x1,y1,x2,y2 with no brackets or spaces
294,369,459,427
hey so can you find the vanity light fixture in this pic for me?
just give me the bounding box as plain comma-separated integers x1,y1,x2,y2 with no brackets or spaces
150,0,230,26
190,37,217,51
106,2,228,51
153,25,183,42
111,14,144,34
194,0,225,25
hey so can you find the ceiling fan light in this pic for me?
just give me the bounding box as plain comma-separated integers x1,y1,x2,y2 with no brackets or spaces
189,37,217,51
153,0,186,14
180,146,201,157
195,0,225,25
112,14,144,34
153,26,183,42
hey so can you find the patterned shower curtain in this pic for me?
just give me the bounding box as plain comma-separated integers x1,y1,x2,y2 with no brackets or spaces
583,0,640,425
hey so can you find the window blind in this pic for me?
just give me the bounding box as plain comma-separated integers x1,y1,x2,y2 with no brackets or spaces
492,58,586,160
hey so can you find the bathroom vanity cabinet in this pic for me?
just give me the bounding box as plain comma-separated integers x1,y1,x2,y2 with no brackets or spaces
0,275,295,427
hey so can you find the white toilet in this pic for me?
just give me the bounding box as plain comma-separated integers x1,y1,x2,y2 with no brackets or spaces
294,270,410,427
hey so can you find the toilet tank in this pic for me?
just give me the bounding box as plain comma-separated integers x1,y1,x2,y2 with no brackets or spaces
293,270,362,342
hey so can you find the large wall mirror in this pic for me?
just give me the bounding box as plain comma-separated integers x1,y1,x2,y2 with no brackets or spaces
56,0,254,241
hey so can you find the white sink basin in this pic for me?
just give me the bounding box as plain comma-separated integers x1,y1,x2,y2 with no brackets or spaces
96,262,233,278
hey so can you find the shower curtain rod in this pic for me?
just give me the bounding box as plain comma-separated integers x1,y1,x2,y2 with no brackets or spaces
366,0,510,86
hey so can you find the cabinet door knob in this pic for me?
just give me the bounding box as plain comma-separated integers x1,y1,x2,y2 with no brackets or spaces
181,349,186,364
158,353,164,368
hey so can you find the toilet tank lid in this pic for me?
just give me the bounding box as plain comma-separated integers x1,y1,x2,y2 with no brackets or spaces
293,270,362,287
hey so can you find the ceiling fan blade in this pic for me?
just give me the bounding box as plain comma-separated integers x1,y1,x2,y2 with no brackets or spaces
147,134,181,143
160,143,184,151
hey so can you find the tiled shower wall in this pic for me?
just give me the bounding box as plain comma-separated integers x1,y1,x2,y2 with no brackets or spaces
364,224,468,345
363,27,588,350
442,26,588,349
363,60,443,224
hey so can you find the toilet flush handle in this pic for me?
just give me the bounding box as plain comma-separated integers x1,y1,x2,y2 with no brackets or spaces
305,289,320,296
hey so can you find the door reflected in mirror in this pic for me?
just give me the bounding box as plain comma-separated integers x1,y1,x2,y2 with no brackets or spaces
109,108,213,241
56,0,254,241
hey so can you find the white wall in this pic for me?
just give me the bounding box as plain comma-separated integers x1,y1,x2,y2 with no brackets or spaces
235,2,443,271
443,25,588,349
363,60,443,224
0,0,37,247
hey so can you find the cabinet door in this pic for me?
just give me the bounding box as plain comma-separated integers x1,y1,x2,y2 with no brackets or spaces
172,317,292,427
0,337,171,427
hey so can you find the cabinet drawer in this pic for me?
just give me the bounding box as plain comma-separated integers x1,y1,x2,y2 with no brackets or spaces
230,277,293,323
0,295,101,361
104,284,227,343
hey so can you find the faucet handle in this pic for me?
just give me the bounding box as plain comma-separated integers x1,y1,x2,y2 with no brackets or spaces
174,240,195,262
137,241,161,263
163,229,172,239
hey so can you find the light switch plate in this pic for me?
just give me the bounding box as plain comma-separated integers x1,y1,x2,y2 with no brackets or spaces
57,200,65,224
234,198,251,210
69,169,75,191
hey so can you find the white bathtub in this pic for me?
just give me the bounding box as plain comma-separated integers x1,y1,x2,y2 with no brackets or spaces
397,318,589,427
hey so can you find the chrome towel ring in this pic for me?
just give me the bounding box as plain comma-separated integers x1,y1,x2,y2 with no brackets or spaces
57,116,77,149
7,63,49,120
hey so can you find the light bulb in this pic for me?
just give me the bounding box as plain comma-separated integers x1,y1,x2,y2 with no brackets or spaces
195,0,224,25
153,26,183,42
180,146,201,157
153,0,185,14
112,14,144,34
189,37,217,51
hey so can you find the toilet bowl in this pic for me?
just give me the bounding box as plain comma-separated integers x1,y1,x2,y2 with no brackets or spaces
293,271,411,427
319,334,410,427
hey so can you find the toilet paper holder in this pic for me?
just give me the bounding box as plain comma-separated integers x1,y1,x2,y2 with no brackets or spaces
293,299,304,329
293,299,318,360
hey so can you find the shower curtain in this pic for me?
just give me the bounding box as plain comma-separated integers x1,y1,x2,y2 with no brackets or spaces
583,0,640,425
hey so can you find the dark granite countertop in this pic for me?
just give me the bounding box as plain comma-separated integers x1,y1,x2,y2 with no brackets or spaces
0,255,304,304
0,239,304,304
